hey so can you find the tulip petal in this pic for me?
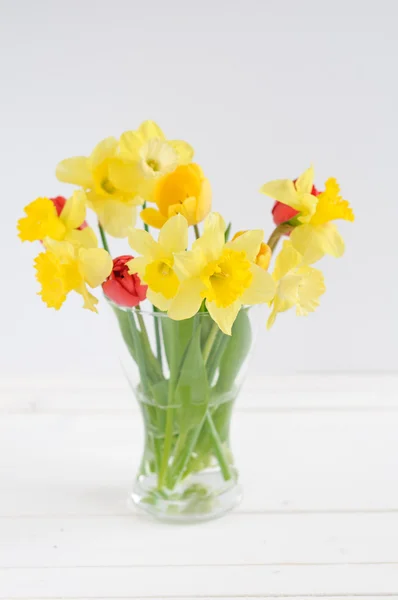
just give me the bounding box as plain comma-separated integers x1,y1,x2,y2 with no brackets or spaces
140,207,168,229
158,214,188,254
195,177,212,223
206,299,241,336
167,277,204,320
240,264,276,305
78,248,113,288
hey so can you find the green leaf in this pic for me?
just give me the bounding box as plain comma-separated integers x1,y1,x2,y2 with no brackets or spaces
175,325,209,435
112,306,136,361
215,308,252,393
161,317,195,373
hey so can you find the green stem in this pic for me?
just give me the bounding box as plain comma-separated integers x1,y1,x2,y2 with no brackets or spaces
203,322,219,364
153,307,163,371
267,223,291,254
98,222,111,254
158,330,177,490
205,412,232,481
142,202,149,232
194,224,200,240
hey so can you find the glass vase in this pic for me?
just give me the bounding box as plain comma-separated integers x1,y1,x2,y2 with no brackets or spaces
112,304,257,522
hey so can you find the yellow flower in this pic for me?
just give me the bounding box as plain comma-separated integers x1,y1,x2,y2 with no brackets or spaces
290,178,355,263
34,239,112,312
267,240,326,329
169,213,276,335
18,192,98,248
127,214,188,311
260,165,318,223
56,137,143,238
232,230,271,270
140,163,212,229
119,120,194,203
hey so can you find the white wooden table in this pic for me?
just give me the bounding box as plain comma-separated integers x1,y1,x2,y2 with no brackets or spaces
1,374,398,599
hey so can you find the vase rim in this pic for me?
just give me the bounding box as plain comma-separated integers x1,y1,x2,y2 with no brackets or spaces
107,298,253,318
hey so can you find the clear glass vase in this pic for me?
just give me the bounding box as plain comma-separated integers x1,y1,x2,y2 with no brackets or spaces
112,304,257,522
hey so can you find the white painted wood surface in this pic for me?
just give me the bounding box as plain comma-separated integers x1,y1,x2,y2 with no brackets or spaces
1,375,398,599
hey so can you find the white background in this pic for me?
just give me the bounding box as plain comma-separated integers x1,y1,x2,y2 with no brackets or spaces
1,0,397,379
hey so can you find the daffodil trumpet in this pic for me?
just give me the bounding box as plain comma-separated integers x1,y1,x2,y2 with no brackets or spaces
18,120,354,521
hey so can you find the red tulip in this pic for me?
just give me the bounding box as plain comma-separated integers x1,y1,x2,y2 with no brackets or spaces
272,183,320,226
51,196,88,230
102,255,147,308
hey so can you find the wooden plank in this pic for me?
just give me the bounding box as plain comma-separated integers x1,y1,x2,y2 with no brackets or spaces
1,565,398,598
1,411,398,516
1,375,398,413
1,513,398,568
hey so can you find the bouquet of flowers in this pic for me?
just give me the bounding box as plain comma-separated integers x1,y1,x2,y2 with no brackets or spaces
18,120,354,521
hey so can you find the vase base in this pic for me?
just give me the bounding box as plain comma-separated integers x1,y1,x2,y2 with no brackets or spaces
129,467,242,523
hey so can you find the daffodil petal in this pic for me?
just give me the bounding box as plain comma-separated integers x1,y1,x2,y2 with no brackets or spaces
128,228,164,260
169,140,194,164
295,165,314,195
173,249,206,279
34,251,68,310
65,227,98,249
108,160,140,195
195,212,225,261
56,157,93,189
127,256,148,279
158,214,188,254
90,137,118,168
227,229,264,262
240,264,276,305
60,190,87,230
140,207,168,229
260,179,297,206
290,223,345,263
147,289,171,311
89,196,137,238
138,120,165,141
78,248,113,288
77,284,99,313
273,240,302,280
168,277,204,320
119,131,143,160
206,299,241,336
296,266,326,316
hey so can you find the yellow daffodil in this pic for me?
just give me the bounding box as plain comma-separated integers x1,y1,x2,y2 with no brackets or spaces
290,178,355,263
140,163,212,229
56,137,143,238
232,230,272,270
17,191,98,248
127,214,188,311
35,239,112,312
168,213,276,335
260,165,318,223
267,240,326,329
119,120,194,203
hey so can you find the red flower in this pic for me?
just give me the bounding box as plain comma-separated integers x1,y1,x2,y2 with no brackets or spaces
272,183,320,226
51,196,88,230
102,255,147,308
